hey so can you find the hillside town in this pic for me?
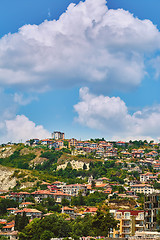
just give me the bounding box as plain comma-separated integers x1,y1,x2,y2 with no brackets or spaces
0,132,160,239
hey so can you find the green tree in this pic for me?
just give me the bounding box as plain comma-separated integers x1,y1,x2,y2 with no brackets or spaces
15,212,29,231
61,198,70,206
40,230,54,240
83,163,87,170
92,205,118,237
19,213,72,240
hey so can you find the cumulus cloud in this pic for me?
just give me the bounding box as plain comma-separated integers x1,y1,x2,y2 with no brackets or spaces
0,0,159,92
0,90,49,143
4,115,50,143
74,87,160,140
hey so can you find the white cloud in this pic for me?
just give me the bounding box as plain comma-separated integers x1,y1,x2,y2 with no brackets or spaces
74,87,160,140
0,0,159,92
0,90,49,143
4,115,50,143
14,93,38,106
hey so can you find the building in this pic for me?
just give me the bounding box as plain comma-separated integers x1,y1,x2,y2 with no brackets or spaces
144,193,160,231
131,184,154,195
140,172,154,182
110,210,144,238
62,184,88,196
15,208,42,219
52,131,65,140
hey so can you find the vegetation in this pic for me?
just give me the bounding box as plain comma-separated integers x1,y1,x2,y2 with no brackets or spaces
19,205,118,240
0,198,18,215
0,149,36,169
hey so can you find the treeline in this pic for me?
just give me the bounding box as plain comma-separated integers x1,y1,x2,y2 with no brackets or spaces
19,205,118,240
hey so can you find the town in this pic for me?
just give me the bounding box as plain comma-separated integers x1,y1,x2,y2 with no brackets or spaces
0,131,160,239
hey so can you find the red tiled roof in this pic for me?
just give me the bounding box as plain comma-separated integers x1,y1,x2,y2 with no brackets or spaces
117,210,144,216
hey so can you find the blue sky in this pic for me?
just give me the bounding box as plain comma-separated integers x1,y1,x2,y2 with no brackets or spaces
0,0,160,143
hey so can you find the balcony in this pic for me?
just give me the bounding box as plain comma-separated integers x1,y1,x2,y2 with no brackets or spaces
135,224,144,227
122,230,131,233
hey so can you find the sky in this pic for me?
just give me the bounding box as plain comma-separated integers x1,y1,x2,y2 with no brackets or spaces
0,0,160,143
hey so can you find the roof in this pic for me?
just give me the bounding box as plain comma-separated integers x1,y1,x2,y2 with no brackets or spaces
84,207,98,213
32,190,54,195
3,224,14,229
53,192,71,196
20,202,34,205
131,184,152,187
15,208,42,213
117,210,144,216
62,207,74,211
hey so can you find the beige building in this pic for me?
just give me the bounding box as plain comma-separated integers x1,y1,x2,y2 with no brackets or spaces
131,184,154,195
110,210,144,238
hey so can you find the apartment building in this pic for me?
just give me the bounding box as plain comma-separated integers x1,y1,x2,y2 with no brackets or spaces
62,184,88,196
52,131,65,140
131,184,154,195
110,210,144,238
144,193,160,231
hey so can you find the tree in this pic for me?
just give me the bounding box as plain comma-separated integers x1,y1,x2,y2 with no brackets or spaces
40,230,54,240
91,180,96,188
19,213,72,240
83,163,87,170
61,198,70,206
15,212,29,231
92,205,118,237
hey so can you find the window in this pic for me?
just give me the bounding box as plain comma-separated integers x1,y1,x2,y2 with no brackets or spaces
116,213,122,219
124,212,130,219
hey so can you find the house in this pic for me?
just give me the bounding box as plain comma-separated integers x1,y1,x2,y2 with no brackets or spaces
84,207,98,215
104,187,112,194
146,151,158,158
7,208,18,215
132,149,144,158
19,202,34,208
116,141,126,147
140,172,154,182
61,206,75,216
52,192,71,203
7,192,30,202
153,163,160,171
2,221,15,232
31,190,55,203
15,208,42,219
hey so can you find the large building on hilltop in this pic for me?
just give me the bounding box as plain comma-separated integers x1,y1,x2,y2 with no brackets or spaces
52,131,65,140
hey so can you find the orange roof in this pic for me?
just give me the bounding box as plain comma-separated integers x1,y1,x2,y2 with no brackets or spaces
3,224,14,229
32,190,54,195
62,207,74,211
15,208,42,213
95,183,107,188
0,196,5,199
20,202,34,205
84,207,97,213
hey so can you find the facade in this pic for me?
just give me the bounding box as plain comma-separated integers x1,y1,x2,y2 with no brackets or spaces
110,210,144,239
52,131,65,140
140,172,154,182
15,208,42,219
131,184,154,195
62,184,88,196
144,193,160,231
